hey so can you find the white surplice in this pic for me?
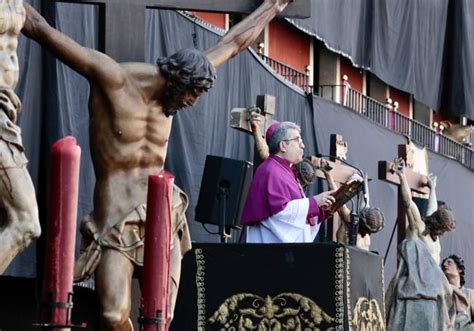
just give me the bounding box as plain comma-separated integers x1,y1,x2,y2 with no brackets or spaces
246,198,321,243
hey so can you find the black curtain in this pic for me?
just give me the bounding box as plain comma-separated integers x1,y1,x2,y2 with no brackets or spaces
6,4,474,291
289,0,474,120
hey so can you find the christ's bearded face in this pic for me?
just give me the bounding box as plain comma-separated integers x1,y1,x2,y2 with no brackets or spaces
162,85,204,117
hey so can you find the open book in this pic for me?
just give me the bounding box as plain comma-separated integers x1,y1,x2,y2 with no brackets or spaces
328,174,364,214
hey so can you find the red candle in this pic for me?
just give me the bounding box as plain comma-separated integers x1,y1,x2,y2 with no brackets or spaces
140,171,174,331
41,136,81,325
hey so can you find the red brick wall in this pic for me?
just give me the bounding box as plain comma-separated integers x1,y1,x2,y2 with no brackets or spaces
192,12,226,29
340,57,363,92
389,87,410,117
268,20,310,73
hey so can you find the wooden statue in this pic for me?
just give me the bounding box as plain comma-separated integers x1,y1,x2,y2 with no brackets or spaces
22,1,294,329
385,157,456,330
440,120,473,146
312,134,384,248
0,0,41,274
230,94,276,135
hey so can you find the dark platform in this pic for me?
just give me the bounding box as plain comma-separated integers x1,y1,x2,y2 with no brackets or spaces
0,276,100,331
170,242,385,330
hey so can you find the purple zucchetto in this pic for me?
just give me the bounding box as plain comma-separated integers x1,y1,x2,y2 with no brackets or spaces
265,121,281,143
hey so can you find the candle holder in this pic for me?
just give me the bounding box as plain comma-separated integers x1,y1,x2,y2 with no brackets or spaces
34,292,86,329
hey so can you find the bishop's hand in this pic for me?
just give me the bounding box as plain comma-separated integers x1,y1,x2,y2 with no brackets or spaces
314,190,336,210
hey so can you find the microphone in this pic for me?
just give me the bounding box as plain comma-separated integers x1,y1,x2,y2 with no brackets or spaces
314,153,370,207
314,153,364,176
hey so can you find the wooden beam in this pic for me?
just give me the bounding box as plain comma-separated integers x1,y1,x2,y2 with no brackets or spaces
230,94,276,136
378,161,429,195
53,0,310,62
57,0,311,18
309,156,363,185
378,144,431,247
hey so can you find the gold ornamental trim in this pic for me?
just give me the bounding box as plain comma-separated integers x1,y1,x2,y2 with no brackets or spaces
208,292,334,330
352,297,385,331
346,248,352,329
195,248,206,330
335,246,344,330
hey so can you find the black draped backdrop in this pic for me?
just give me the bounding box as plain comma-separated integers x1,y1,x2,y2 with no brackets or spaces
289,0,474,120
6,2,474,292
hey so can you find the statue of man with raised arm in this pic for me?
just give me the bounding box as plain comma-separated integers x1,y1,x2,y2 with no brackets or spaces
23,1,292,329
0,0,41,274
386,158,456,330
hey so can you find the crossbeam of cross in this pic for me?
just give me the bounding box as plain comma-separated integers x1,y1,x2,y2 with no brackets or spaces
378,144,429,244
230,94,276,170
51,0,310,62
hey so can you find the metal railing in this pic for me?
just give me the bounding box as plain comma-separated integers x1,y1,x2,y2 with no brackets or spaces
319,84,473,169
256,53,472,169
257,53,312,92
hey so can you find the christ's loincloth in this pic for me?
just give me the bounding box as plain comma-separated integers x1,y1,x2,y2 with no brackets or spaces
0,103,27,167
74,184,191,282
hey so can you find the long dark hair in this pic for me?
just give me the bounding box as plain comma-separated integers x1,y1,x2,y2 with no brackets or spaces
359,207,384,236
157,48,216,93
423,204,456,235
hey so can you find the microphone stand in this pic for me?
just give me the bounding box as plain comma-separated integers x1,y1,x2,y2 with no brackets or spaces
348,212,360,246
348,190,364,246
217,186,230,243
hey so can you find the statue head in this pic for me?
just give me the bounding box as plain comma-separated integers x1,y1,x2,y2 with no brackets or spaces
295,158,316,188
442,254,466,286
424,204,456,236
358,207,385,236
157,48,216,116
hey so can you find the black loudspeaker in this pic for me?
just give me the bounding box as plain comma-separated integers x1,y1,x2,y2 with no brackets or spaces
195,155,253,228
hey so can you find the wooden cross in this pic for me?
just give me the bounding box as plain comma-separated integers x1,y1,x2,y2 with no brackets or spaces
51,0,311,62
378,144,429,245
308,134,365,241
230,94,276,135
230,94,276,170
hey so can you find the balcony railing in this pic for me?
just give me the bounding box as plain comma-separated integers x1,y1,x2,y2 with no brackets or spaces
256,53,472,169
257,53,312,92
318,84,473,169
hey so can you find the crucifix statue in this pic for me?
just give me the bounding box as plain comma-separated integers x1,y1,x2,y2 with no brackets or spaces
231,94,277,169
308,134,384,249
378,143,430,246
308,134,356,241
382,144,456,330
51,0,310,62
22,0,299,329
0,0,41,274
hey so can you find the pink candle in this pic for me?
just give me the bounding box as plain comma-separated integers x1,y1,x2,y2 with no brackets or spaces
140,171,174,331
41,136,81,326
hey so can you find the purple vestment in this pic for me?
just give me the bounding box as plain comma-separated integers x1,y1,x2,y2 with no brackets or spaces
241,155,325,225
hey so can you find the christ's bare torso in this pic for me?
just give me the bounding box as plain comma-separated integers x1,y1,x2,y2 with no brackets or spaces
88,63,172,233
409,224,442,265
